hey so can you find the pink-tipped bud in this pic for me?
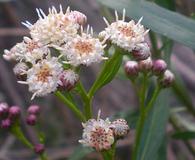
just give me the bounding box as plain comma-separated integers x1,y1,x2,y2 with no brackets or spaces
34,144,45,154
159,70,175,88
27,105,40,115
132,43,151,61
152,59,167,75
124,61,139,77
1,119,11,129
58,70,79,91
13,62,28,80
0,103,9,117
8,106,21,119
138,57,153,72
26,114,37,126
68,11,87,26
110,119,129,139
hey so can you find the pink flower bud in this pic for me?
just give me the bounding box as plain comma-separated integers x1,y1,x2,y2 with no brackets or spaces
34,144,45,154
1,119,11,129
124,61,139,77
132,43,150,61
0,103,9,117
9,106,21,119
68,11,87,25
58,70,79,91
27,105,40,115
26,114,37,126
138,57,153,72
153,59,167,75
159,70,175,88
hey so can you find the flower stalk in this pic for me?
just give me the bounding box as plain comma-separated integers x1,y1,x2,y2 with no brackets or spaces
55,91,86,122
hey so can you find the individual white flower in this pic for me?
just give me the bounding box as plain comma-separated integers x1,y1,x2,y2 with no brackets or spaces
3,37,49,64
22,6,80,45
58,69,79,91
13,62,29,80
59,26,106,66
100,9,149,52
67,10,87,26
18,58,63,100
79,111,114,151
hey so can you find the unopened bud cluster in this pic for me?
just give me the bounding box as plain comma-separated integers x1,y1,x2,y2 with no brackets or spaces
0,103,21,129
26,105,40,126
125,53,174,87
79,112,129,151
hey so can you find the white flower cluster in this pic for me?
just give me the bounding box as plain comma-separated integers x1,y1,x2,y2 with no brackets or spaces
3,6,150,99
79,111,129,151
3,6,106,99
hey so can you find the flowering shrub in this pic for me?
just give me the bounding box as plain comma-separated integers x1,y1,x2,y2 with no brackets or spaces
1,5,175,160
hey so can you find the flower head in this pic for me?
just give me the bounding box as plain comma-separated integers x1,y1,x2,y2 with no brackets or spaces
110,119,129,138
100,9,148,52
79,111,114,151
60,27,106,66
23,6,80,45
18,58,63,99
4,37,49,64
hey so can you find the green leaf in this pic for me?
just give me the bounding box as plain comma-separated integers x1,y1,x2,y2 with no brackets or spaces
88,49,123,98
172,73,195,117
150,0,175,10
136,91,170,160
97,0,195,50
172,131,195,140
68,146,94,160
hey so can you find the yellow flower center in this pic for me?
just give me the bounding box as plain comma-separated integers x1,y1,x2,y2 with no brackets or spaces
74,41,93,55
118,26,135,37
36,65,52,82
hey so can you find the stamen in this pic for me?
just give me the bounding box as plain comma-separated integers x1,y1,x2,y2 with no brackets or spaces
115,10,118,21
103,17,110,26
136,17,143,26
122,8,126,21
17,81,28,84
87,25,90,34
36,8,42,19
66,6,70,13
39,9,46,18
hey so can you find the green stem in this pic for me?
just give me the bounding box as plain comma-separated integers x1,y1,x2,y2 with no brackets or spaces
10,124,33,149
139,74,148,111
11,124,48,160
76,82,92,120
40,153,48,160
55,91,86,122
101,141,116,160
133,86,161,160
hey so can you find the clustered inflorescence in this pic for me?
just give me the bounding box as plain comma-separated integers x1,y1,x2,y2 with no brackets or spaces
0,102,40,129
3,6,106,100
2,5,175,154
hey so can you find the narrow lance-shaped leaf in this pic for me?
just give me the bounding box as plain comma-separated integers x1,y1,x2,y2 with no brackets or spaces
88,49,123,98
